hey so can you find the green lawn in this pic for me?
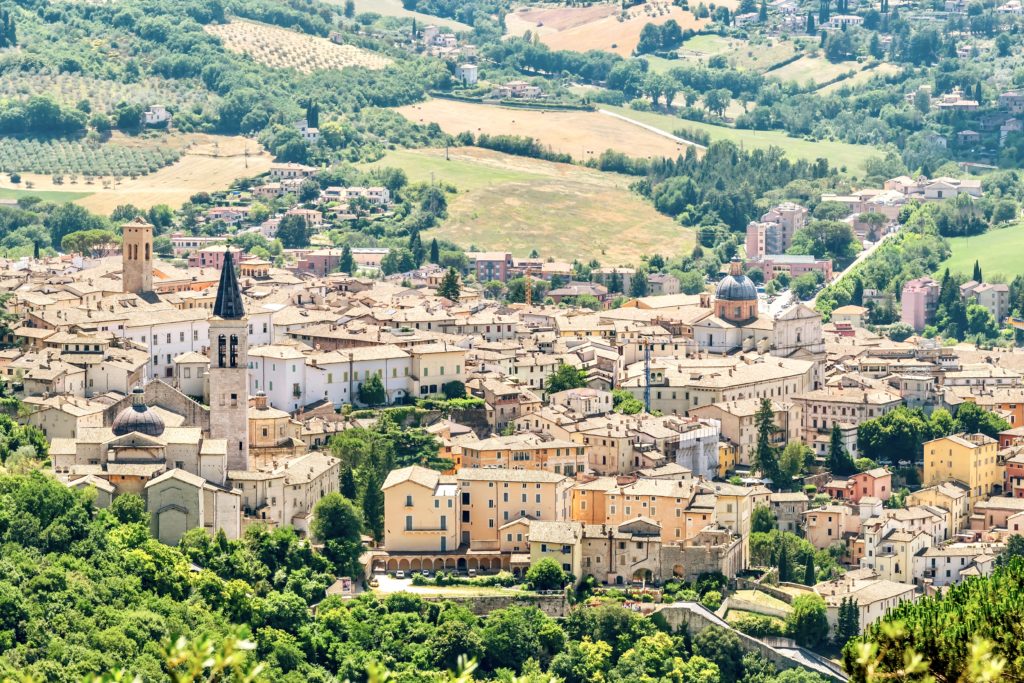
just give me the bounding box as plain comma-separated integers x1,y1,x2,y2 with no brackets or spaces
682,34,733,54
647,36,801,74
939,221,1024,279
600,105,882,176
0,188,93,203
364,147,694,263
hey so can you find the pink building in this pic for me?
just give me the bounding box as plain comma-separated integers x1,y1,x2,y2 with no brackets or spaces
827,468,894,503
295,248,344,276
900,277,940,331
1004,451,1024,497
744,202,807,259
187,245,243,269
802,504,859,549
749,254,833,282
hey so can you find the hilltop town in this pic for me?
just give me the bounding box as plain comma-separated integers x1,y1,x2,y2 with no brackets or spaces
6,0,1024,679
0,174,1022,679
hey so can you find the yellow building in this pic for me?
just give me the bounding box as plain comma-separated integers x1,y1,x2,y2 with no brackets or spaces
460,433,587,476
528,520,583,578
381,466,460,553
906,481,970,537
717,441,739,479
456,468,571,551
570,476,715,544
923,433,1001,510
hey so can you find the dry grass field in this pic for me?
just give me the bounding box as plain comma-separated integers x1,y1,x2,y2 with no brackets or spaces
505,1,726,57
768,55,862,86
366,147,695,263
816,62,901,94
396,98,694,159
0,134,272,213
204,20,390,73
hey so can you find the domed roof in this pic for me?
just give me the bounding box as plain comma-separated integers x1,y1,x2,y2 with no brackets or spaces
716,273,757,302
715,258,757,302
112,387,165,437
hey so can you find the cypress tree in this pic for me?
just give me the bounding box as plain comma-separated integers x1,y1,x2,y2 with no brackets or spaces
362,465,384,541
429,238,440,264
341,468,358,500
804,554,816,585
851,277,864,306
828,422,855,476
778,542,791,582
754,398,782,487
438,267,461,301
339,245,354,274
806,12,816,34
973,259,983,283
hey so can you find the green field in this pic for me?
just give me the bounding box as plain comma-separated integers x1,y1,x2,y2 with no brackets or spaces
647,36,801,73
768,55,859,87
346,0,472,31
365,147,695,264
0,188,93,203
600,105,882,176
939,222,1024,279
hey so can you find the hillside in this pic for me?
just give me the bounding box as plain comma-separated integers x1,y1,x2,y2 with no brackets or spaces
366,146,696,263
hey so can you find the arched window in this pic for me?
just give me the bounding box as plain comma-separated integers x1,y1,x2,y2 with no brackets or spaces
217,334,227,368
229,334,239,368
144,243,150,260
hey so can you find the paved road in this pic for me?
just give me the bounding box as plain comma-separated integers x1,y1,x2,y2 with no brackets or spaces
808,229,899,307
597,108,708,151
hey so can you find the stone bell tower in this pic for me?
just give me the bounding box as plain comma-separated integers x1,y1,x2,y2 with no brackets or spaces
122,217,154,295
208,250,249,472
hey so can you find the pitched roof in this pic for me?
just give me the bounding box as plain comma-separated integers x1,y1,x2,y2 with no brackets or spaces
213,250,245,319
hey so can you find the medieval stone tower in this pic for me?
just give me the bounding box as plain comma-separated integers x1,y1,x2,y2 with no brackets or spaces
122,217,154,295
209,250,249,472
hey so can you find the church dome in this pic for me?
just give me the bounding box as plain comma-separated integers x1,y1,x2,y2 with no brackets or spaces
112,386,165,437
715,260,757,302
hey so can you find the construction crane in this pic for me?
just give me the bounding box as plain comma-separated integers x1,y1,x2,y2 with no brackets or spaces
643,336,652,414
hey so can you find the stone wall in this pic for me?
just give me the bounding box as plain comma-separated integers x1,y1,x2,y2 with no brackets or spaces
721,595,791,619
419,592,569,617
449,407,492,438
655,603,847,682
661,536,744,582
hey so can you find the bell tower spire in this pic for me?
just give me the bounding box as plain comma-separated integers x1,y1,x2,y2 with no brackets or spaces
208,251,249,472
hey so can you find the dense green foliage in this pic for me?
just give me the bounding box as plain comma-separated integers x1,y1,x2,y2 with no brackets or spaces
0,471,833,682
845,555,1024,681
857,405,1008,464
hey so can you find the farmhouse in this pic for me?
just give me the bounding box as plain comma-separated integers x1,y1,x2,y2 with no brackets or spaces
269,163,318,181
143,105,171,126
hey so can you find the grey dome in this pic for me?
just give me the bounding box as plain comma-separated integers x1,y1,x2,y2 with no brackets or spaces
715,273,757,302
112,387,165,437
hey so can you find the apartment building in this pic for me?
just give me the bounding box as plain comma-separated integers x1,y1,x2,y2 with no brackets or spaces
923,433,1002,509
459,433,587,476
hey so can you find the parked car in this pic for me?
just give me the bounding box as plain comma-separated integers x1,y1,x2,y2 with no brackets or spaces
395,570,405,579
369,578,379,588
467,569,477,578
421,570,430,577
